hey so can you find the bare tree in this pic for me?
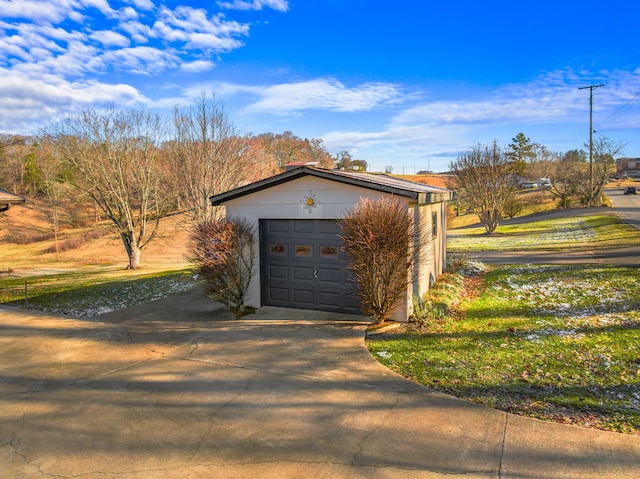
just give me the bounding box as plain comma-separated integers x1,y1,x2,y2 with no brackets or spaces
544,150,585,208
0,134,33,194
583,137,624,206
448,142,519,233
32,138,75,260
170,92,249,224
304,138,334,168
41,107,168,269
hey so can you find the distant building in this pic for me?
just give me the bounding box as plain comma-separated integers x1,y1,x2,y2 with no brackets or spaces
616,157,640,178
285,161,320,171
0,188,25,213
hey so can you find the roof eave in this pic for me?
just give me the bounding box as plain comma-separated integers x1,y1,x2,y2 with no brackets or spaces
210,167,429,206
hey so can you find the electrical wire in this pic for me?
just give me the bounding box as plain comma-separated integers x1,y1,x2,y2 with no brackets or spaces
595,91,640,129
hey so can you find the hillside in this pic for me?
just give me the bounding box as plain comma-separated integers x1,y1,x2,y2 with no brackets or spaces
0,201,192,276
397,174,452,189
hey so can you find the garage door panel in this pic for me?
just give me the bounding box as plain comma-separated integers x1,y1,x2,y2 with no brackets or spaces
294,221,314,233
268,287,289,302
319,221,340,234
293,289,314,304
268,264,290,280
344,295,360,310
317,267,341,282
268,220,289,233
293,265,315,281
318,291,340,308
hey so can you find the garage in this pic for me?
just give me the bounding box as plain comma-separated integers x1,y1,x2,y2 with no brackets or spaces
260,219,360,314
210,166,452,321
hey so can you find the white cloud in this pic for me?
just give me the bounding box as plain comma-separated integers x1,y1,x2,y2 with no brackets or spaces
91,30,130,48
180,59,216,73
185,32,244,51
119,19,152,43
128,0,154,11
218,0,288,12
242,79,405,114
118,6,139,21
153,6,249,52
0,68,148,133
81,0,115,16
393,69,640,130
2,1,257,81
0,0,80,24
102,46,179,75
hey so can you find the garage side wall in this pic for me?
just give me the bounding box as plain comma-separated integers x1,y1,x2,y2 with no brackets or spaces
221,176,406,314
412,201,448,306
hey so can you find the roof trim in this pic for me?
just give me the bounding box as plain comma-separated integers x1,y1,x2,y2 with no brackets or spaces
0,189,25,212
0,188,26,205
210,167,452,206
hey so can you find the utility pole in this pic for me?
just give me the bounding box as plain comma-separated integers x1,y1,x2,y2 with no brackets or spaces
578,83,604,206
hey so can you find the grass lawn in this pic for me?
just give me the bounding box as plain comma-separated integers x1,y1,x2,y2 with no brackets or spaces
367,263,640,435
0,268,196,317
447,214,640,252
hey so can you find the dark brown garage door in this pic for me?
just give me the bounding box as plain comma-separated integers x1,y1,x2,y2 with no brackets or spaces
260,219,360,314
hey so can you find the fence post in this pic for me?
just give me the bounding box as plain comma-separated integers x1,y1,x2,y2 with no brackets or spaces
24,280,28,308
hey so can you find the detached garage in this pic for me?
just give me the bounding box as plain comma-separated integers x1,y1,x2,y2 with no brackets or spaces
210,167,452,322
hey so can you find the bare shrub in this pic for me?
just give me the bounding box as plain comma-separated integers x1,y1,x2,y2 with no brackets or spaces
43,237,82,254
4,231,56,244
41,228,108,254
502,195,525,219
340,197,421,323
188,217,256,318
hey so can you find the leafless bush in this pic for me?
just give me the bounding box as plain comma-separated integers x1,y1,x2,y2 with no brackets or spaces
502,195,525,219
43,237,82,254
4,231,56,244
40,229,107,254
188,217,256,318
341,197,423,323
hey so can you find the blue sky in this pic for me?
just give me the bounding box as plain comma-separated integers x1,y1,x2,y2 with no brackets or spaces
1,0,639,173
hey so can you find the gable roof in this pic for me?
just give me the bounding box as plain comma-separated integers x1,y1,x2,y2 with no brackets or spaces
0,188,25,212
210,166,452,206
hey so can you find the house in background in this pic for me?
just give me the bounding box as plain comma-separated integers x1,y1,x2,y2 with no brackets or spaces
285,161,320,171
616,158,640,178
0,188,25,213
210,166,452,322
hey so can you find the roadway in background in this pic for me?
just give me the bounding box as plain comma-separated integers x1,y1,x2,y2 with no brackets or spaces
463,185,640,266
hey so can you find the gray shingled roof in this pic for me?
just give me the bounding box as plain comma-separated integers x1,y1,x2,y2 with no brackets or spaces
210,166,452,206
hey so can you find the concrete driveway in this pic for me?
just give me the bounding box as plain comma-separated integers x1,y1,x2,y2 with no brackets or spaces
1,288,639,478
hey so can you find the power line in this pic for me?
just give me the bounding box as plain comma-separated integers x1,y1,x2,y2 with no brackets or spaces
596,91,640,129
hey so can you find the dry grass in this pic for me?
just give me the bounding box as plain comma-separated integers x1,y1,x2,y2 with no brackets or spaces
1,201,193,276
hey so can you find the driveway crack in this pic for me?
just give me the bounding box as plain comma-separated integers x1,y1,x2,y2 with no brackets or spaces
498,413,508,478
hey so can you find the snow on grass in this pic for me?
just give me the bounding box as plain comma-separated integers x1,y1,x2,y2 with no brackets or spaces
368,263,640,434
447,216,603,251
27,273,196,318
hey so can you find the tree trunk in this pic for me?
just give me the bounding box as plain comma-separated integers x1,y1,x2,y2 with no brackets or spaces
121,233,142,269
482,209,500,234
